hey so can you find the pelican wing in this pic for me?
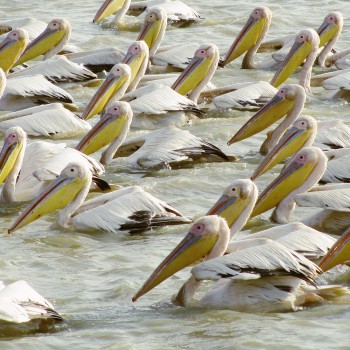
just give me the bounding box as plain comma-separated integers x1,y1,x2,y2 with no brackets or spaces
233,222,335,260
191,241,320,284
126,84,200,115
72,185,191,233
296,188,350,212
315,120,350,150
213,82,278,110
321,148,350,182
5,75,74,103
321,70,350,90
0,17,47,41
0,103,90,137
0,280,62,323
10,56,97,83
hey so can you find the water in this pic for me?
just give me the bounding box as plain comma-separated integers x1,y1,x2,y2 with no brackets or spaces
1,0,350,348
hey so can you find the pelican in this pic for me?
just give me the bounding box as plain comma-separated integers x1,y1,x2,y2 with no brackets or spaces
227,84,305,155
0,127,104,203
0,17,47,41
0,280,63,324
93,0,131,28
0,104,91,138
132,215,347,312
251,147,327,224
15,19,71,66
0,29,28,74
251,115,318,179
81,64,131,120
219,7,272,68
77,101,231,167
8,161,191,234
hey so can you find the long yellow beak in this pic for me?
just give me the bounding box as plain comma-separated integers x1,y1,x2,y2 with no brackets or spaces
137,18,164,53
132,229,218,302
251,124,313,179
81,73,129,120
251,152,317,217
318,227,350,272
222,16,268,66
270,38,313,88
123,50,146,87
317,21,340,48
0,137,23,184
76,110,130,155
8,170,89,234
93,0,126,23
15,25,66,66
227,93,294,146
0,33,27,73
171,54,213,96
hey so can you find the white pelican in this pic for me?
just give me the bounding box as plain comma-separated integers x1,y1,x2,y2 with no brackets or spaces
0,29,28,74
132,215,347,312
93,0,131,28
77,101,231,167
0,104,91,138
206,178,335,260
227,84,305,155
251,147,327,224
81,63,131,120
0,280,63,324
8,161,191,234
251,115,318,179
0,127,104,203
15,19,71,66
219,7,272,69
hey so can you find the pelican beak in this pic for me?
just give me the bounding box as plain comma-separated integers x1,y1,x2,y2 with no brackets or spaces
0,136,24,184
222,15,268,66
318,228,350,272
207,191,250,229
76,111,130,155
81,74,128,120
132,229,218,302
251,153,316,217
15,25,66,66
270,38,313,88
122,51,146,86
227,93,294,146
171,53,213,96
137,18,164,52
0,36,26,72
8,170,89,234
251,125,313,179
317,21,340,48
93,0,126,23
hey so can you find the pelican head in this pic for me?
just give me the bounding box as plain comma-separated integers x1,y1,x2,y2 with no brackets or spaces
317,12,343,48
221,6,272,67
270,29,320,88
81,63,131,120
93,0,129,23
137,7,167,57
171,43,219,103
77,101,133,156
227,84,305,146
0,127,27,184
8,161,91,234
122,40,149,92
252,115,317,180
251,147,327,219
207,179,258,237
15,18,71,66
318,226,350,272
0,29,29,73
132,215,230,302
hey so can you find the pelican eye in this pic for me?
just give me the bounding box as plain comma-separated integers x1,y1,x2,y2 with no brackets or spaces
190,223,205,235
231,187,236,192
299,155,305,160
70,168,75,172
301,121,305,126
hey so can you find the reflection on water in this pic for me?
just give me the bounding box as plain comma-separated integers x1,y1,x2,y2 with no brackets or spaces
1,0,350,348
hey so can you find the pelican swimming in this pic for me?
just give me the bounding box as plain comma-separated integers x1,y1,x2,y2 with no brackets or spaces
8,161,191,234
77,102,231,168
15,18,71,66
251,147,327,224
0,280,63,324
0,127,104,203
132,215,347,312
